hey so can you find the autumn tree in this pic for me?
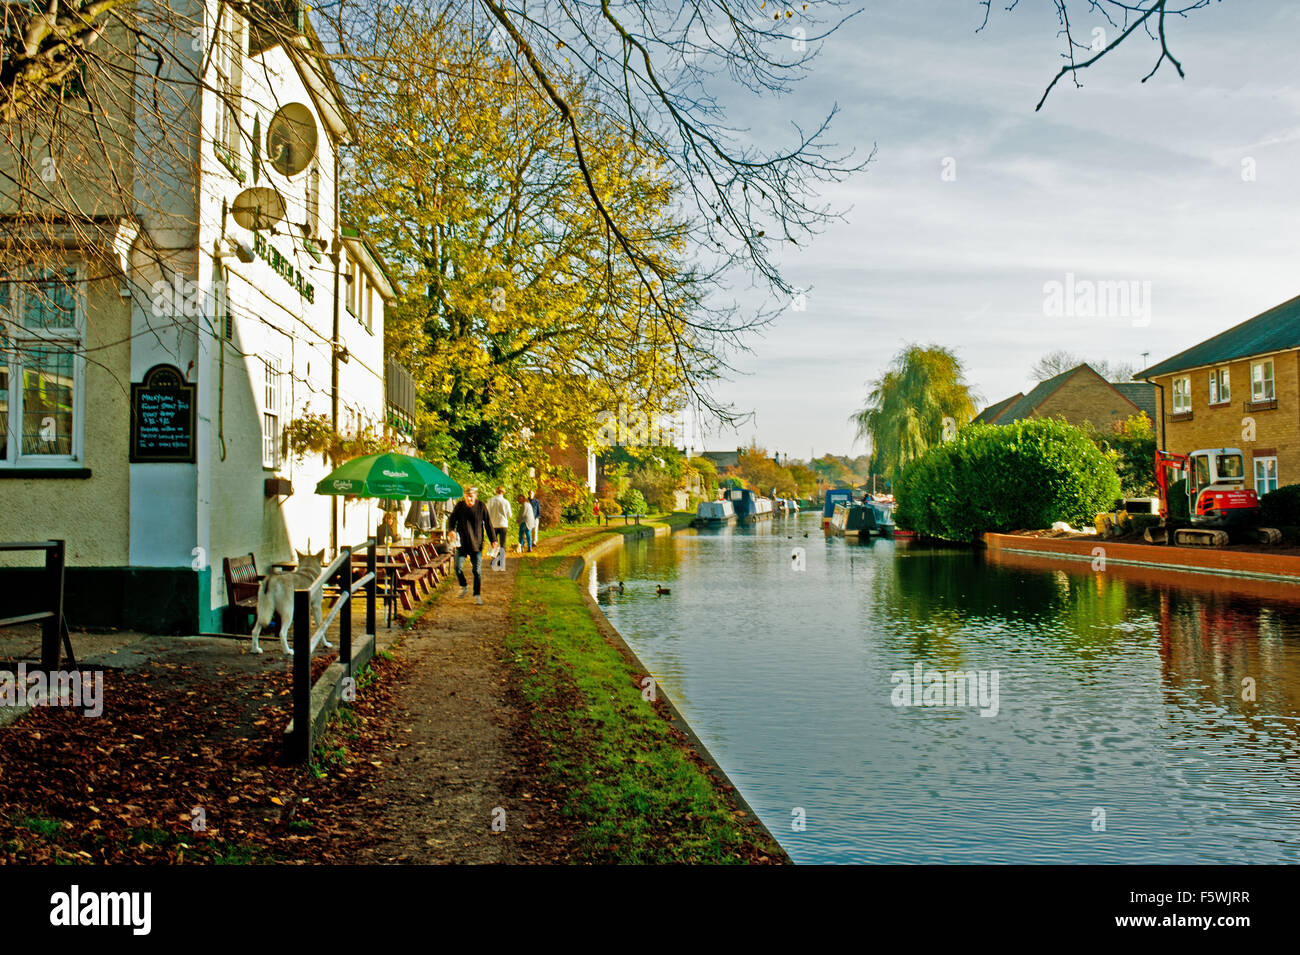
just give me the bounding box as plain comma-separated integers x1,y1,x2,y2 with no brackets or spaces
345,16,702,475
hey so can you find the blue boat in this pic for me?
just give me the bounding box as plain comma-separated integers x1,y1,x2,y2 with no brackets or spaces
822,488,855,529
726,488,774,523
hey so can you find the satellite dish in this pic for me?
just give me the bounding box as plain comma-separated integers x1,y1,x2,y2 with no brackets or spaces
266,103,317,177
231,187,286,230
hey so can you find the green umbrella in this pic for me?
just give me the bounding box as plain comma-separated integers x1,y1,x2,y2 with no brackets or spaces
315,452,463,501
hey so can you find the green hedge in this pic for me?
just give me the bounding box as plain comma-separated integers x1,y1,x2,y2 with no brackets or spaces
1260,484,1300,526
894,419,1121,542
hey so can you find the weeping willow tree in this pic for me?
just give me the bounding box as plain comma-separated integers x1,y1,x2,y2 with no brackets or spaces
852,345,978,482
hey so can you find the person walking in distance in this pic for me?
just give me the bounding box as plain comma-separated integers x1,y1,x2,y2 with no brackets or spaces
449,485,491,604
487,486,512,561
528,490,542,545
520,493,538,551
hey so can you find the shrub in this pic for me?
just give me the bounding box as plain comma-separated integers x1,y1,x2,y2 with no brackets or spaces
894,419,1122,542
1260,484,1300,526
616,487,648,515
628,465,678,512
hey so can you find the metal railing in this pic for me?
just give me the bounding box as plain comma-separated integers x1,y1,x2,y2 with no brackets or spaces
0,540,72,670
287,538,377,761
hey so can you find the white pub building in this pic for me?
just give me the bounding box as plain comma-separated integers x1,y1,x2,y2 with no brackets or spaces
0,3,400,633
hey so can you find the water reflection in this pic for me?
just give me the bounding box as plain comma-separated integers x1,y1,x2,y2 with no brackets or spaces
594,515,1300,863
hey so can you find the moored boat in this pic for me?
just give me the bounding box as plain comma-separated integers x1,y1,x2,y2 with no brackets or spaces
822,488,854,529
726,488,775,523
691,499,737,527
828,501,896,539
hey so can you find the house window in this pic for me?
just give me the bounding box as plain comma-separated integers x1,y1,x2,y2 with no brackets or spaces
306,164,320,237
215,6,244,164
1208,368,1229,405
1254,456,1279,497
262,356,280,468
0,269,83,466
345,261,359,317
1172,376,1191,414
1251,359,1275,402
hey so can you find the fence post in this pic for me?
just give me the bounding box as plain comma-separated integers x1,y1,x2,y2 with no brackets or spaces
291,589,312,761
42,540,65,671
366,538,376,636
338,546,353,677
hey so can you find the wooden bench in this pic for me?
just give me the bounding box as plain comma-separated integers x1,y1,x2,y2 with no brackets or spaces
395,550,429,608
223,554,263,633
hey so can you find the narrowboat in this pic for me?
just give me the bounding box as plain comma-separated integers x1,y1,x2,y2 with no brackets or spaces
822,488,855,529
691,499,737,527
726,488,774,523
828,501,896,539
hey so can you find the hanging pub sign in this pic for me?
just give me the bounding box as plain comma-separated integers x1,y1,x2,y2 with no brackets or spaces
130,364,197,463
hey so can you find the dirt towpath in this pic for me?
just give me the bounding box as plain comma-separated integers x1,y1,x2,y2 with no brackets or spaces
349,540,579,864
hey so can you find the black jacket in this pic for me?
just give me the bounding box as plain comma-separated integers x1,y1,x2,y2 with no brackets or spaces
449,499,491,553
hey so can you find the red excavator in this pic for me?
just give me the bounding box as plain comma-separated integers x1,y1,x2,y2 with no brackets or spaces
1144,448,1281,547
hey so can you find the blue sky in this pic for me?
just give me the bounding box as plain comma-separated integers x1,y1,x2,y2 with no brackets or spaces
700,0,1300,459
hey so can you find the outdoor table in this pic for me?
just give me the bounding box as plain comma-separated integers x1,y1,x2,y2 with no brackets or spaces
352,552,411,627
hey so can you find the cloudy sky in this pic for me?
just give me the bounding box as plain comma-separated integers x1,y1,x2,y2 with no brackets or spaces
699,0,1300,459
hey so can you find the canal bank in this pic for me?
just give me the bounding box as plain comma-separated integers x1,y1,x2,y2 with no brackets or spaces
984,532,1300,585
507,518,789,863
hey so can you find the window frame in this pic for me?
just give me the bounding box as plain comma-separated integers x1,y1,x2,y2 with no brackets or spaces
0,268,87,469
213,6,245,170
1171,375,1192,414
1250,359,1276,402
1254,455,1279,497
262,355,281,470
1208,367,1230,405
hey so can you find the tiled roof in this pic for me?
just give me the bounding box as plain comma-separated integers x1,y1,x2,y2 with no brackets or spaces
999,367,1077,422
974,393,1022,424
977,364,1148,425
1111,381,1157,421
1137,293,1300,378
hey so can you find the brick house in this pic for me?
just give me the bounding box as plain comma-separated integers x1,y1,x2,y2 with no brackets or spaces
975,364,1154,431
1137,294,1300,498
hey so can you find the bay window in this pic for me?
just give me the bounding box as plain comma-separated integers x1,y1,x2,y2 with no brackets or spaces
0,269,84,467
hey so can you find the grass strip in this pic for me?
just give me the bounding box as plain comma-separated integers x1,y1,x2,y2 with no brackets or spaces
507,554,785,864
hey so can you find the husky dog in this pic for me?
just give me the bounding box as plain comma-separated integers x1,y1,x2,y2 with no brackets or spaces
250,550,328,654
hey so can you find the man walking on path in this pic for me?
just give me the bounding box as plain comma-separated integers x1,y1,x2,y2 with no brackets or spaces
487,487,512,560
449,485,491,604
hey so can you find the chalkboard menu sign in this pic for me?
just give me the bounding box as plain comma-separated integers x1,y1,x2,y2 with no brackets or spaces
130,364,196,463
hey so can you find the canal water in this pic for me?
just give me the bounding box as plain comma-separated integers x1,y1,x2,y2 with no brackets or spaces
591,513,1300,864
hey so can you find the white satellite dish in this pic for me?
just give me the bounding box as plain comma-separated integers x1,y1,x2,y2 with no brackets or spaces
231,187,287,230
266,103,317,177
